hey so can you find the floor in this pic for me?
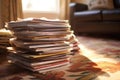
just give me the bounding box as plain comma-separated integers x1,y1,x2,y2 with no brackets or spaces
76,35,120,80
0,34,120,80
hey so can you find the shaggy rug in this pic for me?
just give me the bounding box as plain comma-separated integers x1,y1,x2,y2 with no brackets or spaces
0,35,120,80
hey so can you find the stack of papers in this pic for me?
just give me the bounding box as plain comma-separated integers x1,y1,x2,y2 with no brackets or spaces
0,29,12,53
7,18,80,72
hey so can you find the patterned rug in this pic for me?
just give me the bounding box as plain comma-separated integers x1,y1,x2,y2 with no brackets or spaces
0,35,120,80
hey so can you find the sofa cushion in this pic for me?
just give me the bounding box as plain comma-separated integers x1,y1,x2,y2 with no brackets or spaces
88,0,114,10
102,9,120,21
113,0,120,8
74,10,102,22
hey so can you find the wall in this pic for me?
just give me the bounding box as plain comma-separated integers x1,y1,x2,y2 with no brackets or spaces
23,12,59,19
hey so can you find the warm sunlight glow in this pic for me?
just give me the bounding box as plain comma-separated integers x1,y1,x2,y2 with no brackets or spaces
22,0,60,13
79,44,118,63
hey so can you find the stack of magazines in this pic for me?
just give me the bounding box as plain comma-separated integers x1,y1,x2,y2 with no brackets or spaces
7,18,80,72
0,28,12,54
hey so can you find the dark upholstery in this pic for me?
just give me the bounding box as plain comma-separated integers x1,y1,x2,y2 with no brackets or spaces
74,10,101,21
69,0,120,35
102,9,120,21
113,0,120,8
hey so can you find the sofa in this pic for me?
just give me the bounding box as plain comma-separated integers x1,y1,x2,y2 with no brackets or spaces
69,0,120,35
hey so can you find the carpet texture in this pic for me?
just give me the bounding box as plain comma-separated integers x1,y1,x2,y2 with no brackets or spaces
0,36,120,80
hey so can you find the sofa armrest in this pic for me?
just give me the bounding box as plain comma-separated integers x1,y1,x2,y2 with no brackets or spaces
69,3,88,27
70,2,88,12
69,3,76,17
